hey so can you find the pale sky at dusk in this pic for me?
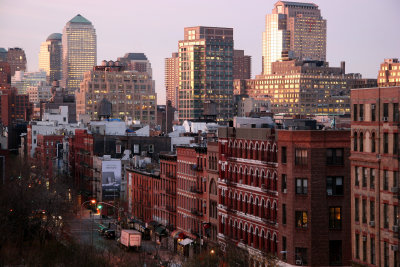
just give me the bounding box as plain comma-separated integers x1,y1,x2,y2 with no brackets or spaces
1,0,399,104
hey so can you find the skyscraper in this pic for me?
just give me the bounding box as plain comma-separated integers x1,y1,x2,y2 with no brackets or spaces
165,52,179,108
262,1,326,75
6,47,27,76
39,33,62,85
61,14,96,93
178,26,234,122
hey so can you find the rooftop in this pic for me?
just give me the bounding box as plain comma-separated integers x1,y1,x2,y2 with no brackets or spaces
68,14,92,24
46,33,62,41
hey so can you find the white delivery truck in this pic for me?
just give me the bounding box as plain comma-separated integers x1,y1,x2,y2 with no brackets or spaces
119,229,141,251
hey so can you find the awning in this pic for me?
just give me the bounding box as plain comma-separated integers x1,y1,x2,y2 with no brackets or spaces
179,238,193,246
155,225,167,236
170,229,183,239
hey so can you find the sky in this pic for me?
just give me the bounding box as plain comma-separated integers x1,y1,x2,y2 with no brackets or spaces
0,0,399,104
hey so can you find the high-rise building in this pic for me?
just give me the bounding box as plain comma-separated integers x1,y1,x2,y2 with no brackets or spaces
233,50,251,80
178,26,234,122
6,47,27,76
0,48,7,62
117,53,153,78
165,52,179,108
61,14,96,92
39,33,63,85
0,62,11,89
235,60,376,116
378,58,400,87
11,71,47,95
262,1,326,75
0,88,32,126
351,79,400,266
77,61,157,125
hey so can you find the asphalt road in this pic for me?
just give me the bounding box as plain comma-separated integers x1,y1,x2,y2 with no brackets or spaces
64,209,181,266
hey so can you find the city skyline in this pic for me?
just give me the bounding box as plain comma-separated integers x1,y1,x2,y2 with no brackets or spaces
0,0,399,105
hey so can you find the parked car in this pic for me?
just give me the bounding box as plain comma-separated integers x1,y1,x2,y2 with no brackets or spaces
97,224,109,235
104,229,116,239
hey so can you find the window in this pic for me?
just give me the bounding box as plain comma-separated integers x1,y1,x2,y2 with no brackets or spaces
394,133,399,155
370,237,375,265
370,168,375,189
329,240,342,266
384,241,389,267
281,146,287,164
282,204,286,225
362,236,367,262
355,234,359,259
383,103,389,119
296,178,308,195
394,171,398,189
394,205,399,226
359,133,364,152
353,104,358,121
394,103,399,122
370,200,375,222
326,148,344,165
359,104,364,121
329,207,342,229
295,149,307,165
371,132,376,153
384,203,389,228
355,167,360,186
355,198,359,222
371,104,376,121
384,170,389,191
362,167,367,187
384,133,389,153
353,132,358,151
295,211,308,228
362,199,367,223
327,176,344,196
282,237,287,261
281,174,287,192
295,247,307,265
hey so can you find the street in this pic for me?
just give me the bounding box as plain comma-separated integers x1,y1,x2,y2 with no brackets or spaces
64,209,183,266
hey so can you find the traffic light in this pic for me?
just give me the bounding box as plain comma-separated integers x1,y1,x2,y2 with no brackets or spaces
97,204,103,210
90,199,96,204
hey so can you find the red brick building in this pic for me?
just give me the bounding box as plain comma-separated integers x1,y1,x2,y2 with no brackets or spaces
217,127,278,265
157,153,177,230
277,129,351,266
351,86,400,267
206,141,219,245
126,168,160,223
68,129,94,199
33,134,63,181
176,145,208,243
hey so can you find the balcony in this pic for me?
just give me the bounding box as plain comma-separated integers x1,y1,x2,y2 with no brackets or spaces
189,186,203,194
226,179,236,187
191,208,203,217
166,189,175,195
166,205,176,212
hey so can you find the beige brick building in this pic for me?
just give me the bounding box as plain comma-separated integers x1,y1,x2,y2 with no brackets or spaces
76,62,157,125
351,83,400,266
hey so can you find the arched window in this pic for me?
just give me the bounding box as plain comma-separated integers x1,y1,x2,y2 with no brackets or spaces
371,132,376,153
210,179,217,195
359,132,364,152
